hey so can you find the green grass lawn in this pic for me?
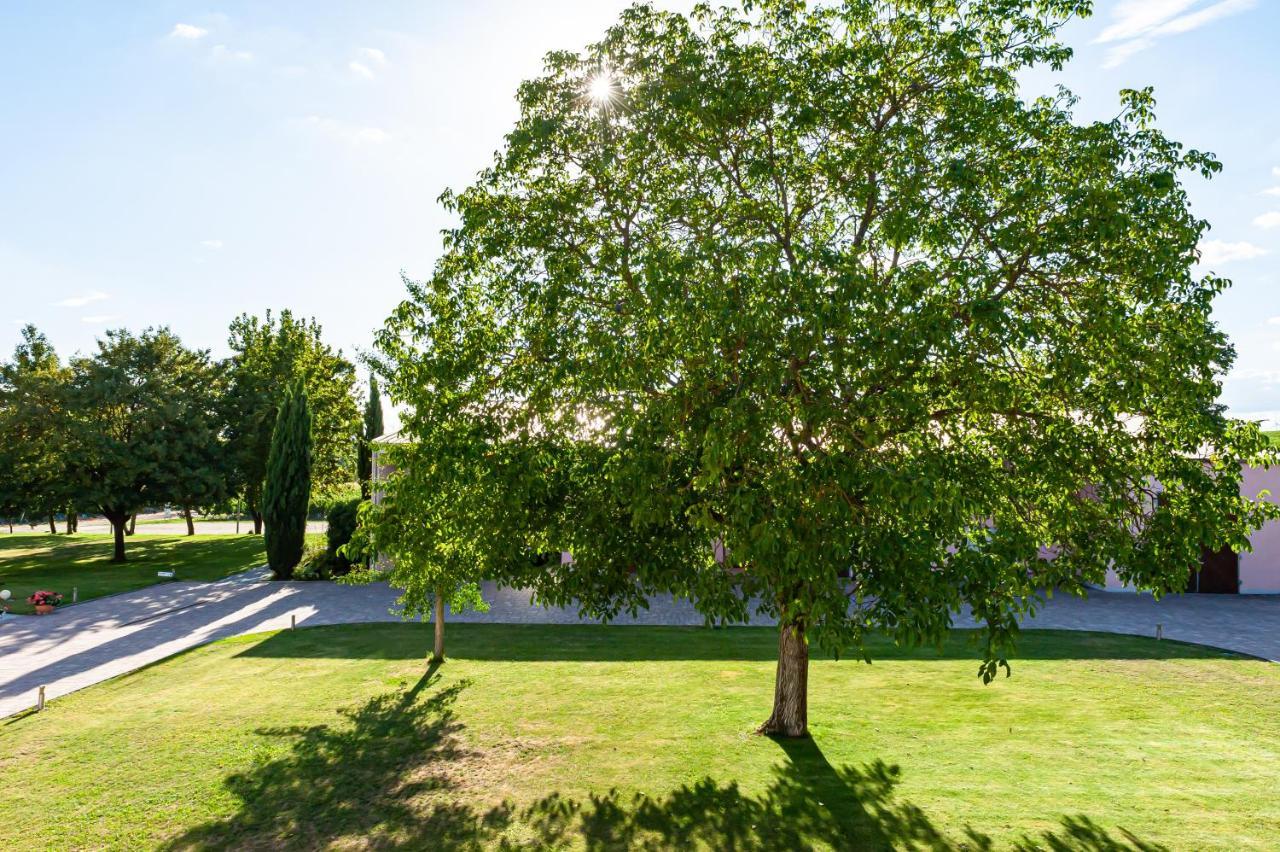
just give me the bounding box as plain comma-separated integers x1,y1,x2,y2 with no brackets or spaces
1,624,1275,850
1264,429,1279,447
0,534,267,613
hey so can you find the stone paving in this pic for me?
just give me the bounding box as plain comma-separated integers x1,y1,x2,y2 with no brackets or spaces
1,570,1276,718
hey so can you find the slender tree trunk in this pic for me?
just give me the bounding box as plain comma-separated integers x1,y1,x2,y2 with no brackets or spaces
183,506,195,536
126,513,137,535
432,589,445,663
252,510,263,535
757,621,810,738
48,514,56,535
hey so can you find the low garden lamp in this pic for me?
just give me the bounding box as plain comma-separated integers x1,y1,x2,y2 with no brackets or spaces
0,589,10,618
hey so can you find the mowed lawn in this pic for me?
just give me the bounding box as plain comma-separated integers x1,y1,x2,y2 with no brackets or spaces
0,534,267,613
1,624,1276,850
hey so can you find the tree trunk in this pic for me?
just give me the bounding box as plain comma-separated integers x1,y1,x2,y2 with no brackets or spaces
183,506,195,536
105,512,128,563
48,514,56,535
432,589,445,663
757,622,809,738
126,513,137,535
252,510,263,535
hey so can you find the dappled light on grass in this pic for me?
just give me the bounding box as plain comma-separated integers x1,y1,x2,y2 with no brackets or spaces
236,622,1254,664
161,669,1166,851
2,623,1269,848
0,534,267,612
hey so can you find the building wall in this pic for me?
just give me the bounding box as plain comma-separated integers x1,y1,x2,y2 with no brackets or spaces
1240,463,1280,593
1103,463,1280,594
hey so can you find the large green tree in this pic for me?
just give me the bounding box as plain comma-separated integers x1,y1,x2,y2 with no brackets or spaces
68,328,222,562
357,375,385,498
374,0,1277,736
223,310,359,533
263,381,313,578
0,326,74,532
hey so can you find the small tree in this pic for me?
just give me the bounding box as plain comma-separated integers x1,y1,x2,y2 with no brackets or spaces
343,440,487,664
263,381,313,578
357,375,385,498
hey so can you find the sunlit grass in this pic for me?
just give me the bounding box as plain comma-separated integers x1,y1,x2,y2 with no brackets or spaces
1,623,1275,849
0,534,271,612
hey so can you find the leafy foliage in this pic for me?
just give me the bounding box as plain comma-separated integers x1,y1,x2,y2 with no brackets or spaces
263,381,313,578
222,310,359,529
357,375,385,497
66,328,224,562
370,0,1278,730
0,326,75,526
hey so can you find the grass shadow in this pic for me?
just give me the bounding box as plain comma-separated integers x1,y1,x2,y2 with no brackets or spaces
235,622,1252,664
160,662,1167,851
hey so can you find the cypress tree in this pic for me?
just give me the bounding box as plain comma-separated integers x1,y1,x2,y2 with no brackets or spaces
263,380,312,578
357,374,384,498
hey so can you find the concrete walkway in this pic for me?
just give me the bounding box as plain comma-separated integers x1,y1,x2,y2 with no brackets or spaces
1,572,1276,718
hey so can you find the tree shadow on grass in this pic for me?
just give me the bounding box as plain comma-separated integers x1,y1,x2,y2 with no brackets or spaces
237,622,1250,664
159,669,1166,852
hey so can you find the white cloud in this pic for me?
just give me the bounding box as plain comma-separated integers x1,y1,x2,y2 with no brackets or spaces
348,61,375,80
1102,38,1155,68
1262,186,1280,197
303,115,389,145
53,290,108,308
1266,316,1280,326
81,315,118,324
211,44,253,63
1096,1,1199,43
1198,239,1269,266
201,239,224,249
1273,166,1280,178
359,47,387,65
1096,0,1256,67
1235,410,1280,430
169,23,208,40
1253,211,1280,230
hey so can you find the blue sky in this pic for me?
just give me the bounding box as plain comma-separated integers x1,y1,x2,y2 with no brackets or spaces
1,1,1278,426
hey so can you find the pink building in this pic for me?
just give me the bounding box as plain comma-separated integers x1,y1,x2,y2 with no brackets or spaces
1104,463,1280,595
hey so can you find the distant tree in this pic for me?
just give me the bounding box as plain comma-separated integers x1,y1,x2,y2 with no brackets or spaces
223,310,359,533
0,326,74,532
357,375,385,498
167,361,231,535
67,328,220,562
263,381,313,578
374,0,1279,737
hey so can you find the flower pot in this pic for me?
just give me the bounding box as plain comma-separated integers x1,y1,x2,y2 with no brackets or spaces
34,604,55,615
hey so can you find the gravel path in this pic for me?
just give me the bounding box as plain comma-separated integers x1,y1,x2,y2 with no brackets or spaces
2,572,1276,718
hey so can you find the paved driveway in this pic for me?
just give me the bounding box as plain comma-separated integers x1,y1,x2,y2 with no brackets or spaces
1,573,1276,718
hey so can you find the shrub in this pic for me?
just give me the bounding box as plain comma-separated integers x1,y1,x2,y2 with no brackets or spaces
324,497,363,576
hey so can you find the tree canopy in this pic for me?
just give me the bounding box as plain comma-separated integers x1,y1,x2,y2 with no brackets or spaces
370,0,1278,736
0,325,74,529
67,328,223,561
223,310,359,531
